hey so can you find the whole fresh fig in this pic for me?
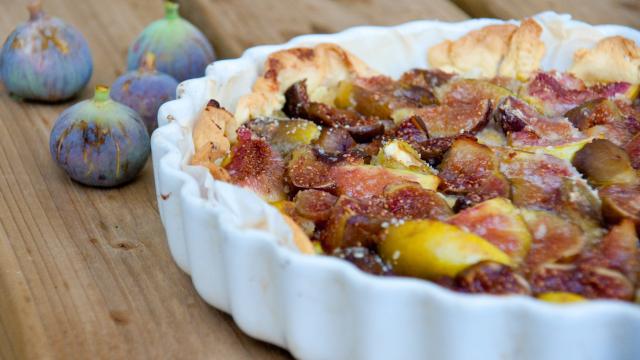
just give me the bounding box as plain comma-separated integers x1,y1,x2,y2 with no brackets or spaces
0,1,92,101
50,86,150,187
127,1,215,82
111,52,178,134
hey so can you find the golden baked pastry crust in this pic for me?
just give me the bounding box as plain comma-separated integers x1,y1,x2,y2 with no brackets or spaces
429,24,516,78
428,19,544,79
498,19,545,80
234,43,378,137
191,100,232,181
569,36,640,84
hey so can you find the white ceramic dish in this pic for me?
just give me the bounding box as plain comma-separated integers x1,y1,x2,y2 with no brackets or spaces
151,12,640,360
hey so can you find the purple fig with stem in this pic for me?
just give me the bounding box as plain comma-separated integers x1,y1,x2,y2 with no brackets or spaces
50,85,150,187
0,1,92,101
111,52,178,133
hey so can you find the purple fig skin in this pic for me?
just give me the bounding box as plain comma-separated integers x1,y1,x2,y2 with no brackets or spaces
110,53,178,134
0,2,92,102
49,86,150,187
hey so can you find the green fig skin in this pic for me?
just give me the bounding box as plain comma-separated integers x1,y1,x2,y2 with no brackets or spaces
126,1,215,82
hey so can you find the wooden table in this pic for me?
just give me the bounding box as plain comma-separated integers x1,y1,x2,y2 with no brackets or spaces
0,1,637,359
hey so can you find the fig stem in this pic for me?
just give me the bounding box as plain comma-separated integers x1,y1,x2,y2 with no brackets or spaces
27,0,44,21
94,85,110,102
164,1,180,20
141,52,156,72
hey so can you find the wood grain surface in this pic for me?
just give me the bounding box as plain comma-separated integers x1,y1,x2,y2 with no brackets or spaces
178,0,468,59
0,0,467,359
453,0,640,28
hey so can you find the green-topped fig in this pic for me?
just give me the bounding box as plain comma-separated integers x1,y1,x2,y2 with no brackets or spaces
49,86,150,187
127,1,215,82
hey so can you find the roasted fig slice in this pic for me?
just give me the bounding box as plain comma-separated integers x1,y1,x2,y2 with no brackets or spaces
286,146,334,190
499,149,586,211
224,128,286,202
494,96,585,152
351,75,436,119
565,98,622,131
352,76,397,118
383,182,453,221
333,247,393,276
599,184,640,227
246,118,321,156
412,98,491,138
438,137,509,205
583,219,639,283
342,214,388,249
399,68,454,89
398,80,505,138
626,132,640,169
315,127,356,155
379,219,511,279
601,220,639,283
372,139,434,174
498,148,577,180
452,261,531,295
416,136,459,167
305,102,369,128
294,189,338,222
449,197,532,263
557,178,603,238
529,263,634,301
330,164,439,199
395,115,429,143
565,98,640,146
509,177,555,210
318,196,390,251
436,79,513,107
283,80,310,119
284,80,381,131
345,122,385,143
243,117,280,139
572,139,638,186
509,177,601,238
394,116,458,165
522,71,631,116
520,209,585,268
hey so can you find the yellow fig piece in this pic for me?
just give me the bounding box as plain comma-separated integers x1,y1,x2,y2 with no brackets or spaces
519,137,595,161
537,292,586,303
272,119,321,146
271,199,294,213
387,168,440,191
380,219,512,279
449,197,532,263
334,80,354,109
372,139,435,174
625,84,639,100
391,108,417,124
